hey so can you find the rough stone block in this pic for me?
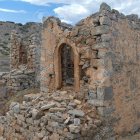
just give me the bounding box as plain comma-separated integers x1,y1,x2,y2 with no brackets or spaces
80,48,91,59
31,109,45,120
92,42,110,49
97,86,114,100
88,89,97,99
78,28,91,36
131,123,140,134
82,61,90,69
97,107,104,116
88,99,104,107
100,3,111,12
41,102,56,110
66,132,81,140
126,14,139,21
100,16,112,26
69,124,80,133
10,102,20,114
68,109,85,117
91,25,110,36
49,133,60,140
71,28,79,37
104,86,114,100
101,34,112,42
91,50,98,59
40,87,48,93
97,49,108,58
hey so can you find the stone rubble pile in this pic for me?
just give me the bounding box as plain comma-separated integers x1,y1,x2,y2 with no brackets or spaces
0,89,102,140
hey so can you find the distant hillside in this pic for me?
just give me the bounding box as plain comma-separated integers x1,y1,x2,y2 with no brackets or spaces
0,21,19,56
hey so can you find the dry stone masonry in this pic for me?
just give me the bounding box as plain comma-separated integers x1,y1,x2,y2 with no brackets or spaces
0,21,18,73
0,2,140,140
40,2,140,139
1,22,42,92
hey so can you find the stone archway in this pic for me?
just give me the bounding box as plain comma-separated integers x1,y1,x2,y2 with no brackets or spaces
54,40,80,91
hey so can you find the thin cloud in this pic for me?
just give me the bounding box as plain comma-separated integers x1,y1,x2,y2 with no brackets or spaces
54,4,90,24
0,8,26,13
53,0,140,24
12,0,140,24
19,0,87,5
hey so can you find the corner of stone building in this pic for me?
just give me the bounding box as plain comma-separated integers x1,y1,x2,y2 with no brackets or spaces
88,3,118,139
40,3,140,139
95,2,140,139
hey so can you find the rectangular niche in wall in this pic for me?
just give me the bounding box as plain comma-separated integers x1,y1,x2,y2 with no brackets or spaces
19,45,27,65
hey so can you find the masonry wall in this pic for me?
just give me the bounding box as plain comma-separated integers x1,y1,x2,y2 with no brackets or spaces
0,21,21,73
0,3,140,140
91,4,140,137
41,3,140,138
3,23,42,92
41,15,109,93
109,15,140,135
40,7,115,139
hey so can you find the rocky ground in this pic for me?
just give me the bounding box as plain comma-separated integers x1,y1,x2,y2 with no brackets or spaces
0,88,39,116
0,87,139,140
0,88,102,140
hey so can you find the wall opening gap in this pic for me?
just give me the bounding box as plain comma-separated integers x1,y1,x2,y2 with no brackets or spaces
19,45,27,65
61,44,74,87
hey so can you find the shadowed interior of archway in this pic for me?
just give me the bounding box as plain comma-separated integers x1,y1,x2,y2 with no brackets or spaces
61,44,74,87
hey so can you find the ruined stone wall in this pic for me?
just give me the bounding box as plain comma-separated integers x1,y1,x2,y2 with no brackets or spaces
40,5,115,139
4,23,42,92
10,23,42,71
87,3,140,138
41,3,140,139
0,21,18,57
0,21,19,73
40,4,113,115
0,2,139,140
40,15,108,94
109,13,140,135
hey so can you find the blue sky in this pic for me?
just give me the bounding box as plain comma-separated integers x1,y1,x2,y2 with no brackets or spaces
0,0,62,23
0,0,139,24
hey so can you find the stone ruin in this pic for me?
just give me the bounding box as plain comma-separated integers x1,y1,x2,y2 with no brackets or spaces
0,2,140,140
41,1,140,134
1,23,41,92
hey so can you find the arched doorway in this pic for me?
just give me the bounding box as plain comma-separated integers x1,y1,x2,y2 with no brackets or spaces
54,42,80,91
61,44,74,86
